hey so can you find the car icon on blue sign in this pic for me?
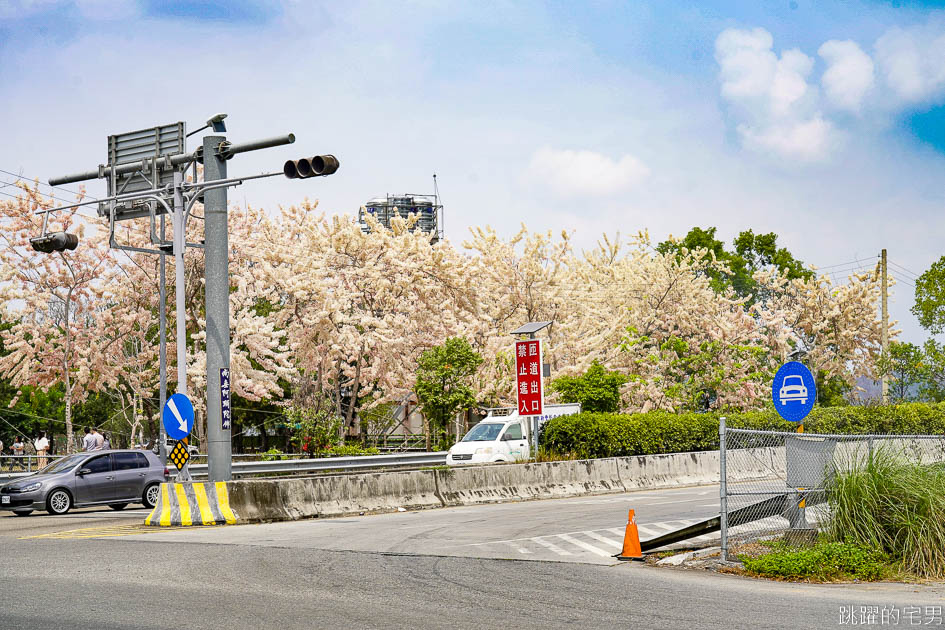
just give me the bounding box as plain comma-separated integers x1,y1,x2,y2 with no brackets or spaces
779,375,808,405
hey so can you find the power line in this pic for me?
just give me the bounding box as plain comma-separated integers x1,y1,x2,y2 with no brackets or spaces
812,257,878,271
0,177,94,207
0,167,99,201
889,261,920,279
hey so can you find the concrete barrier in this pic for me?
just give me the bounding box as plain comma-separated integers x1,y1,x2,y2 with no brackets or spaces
436,458,624,506
224,470,441,524
144,482,237,527
144,448,786,527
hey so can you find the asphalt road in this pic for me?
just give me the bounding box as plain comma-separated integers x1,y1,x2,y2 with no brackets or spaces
2,485,942,629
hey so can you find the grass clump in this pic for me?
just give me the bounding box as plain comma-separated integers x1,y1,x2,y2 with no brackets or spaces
824,447,945,579
741,539,888,581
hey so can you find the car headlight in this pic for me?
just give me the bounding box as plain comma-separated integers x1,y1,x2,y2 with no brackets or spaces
21,482,41,492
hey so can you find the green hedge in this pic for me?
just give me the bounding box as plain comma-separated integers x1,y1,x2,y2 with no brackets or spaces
539,403,945,458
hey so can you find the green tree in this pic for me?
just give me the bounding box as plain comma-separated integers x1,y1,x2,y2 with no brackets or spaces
913,257,945,334
550,362,628,413
656,227,813,301
877,341,926,403
920,340,945,403
414,337,483,450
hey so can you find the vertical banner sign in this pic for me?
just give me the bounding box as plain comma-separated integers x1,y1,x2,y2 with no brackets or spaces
515,339,544,416
220,367,232,430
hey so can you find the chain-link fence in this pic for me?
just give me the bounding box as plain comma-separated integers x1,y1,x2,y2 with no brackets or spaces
720,419,945,561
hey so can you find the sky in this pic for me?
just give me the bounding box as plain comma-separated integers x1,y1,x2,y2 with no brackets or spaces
1,0,944,343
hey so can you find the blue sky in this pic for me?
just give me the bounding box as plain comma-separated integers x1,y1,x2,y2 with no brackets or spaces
1,0,944,343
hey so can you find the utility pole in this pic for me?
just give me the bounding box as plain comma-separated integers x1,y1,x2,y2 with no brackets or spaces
881,248,889,404
158,213,168,464
203,135,231,482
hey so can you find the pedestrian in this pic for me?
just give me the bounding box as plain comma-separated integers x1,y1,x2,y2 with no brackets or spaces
12,436,24,469
0,436,4,471
82,427,94,452
90,427,105,451
34,432,49,468
102,433,111,450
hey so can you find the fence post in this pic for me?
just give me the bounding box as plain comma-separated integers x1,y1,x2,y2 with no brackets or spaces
719,415,728,562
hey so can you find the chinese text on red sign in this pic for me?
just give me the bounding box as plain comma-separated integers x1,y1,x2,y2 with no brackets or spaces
515,339,543,416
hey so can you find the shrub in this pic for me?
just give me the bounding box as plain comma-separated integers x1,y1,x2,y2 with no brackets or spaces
539,402,945,458
741,540,889,581
314,444,381,458
824,446,945,579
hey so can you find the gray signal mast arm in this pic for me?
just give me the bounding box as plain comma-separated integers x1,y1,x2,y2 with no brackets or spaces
48,133,295,186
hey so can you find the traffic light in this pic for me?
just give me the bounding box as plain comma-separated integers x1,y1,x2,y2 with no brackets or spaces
283,154,340,179
30,232,78,253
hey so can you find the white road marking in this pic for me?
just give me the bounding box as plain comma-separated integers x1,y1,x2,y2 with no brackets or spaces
583,530,622,549
506,542,532,554
532,537,572,555
555,534,611,557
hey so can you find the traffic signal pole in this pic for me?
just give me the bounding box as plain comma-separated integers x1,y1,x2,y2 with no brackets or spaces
43,120,336,482
203,135,231,482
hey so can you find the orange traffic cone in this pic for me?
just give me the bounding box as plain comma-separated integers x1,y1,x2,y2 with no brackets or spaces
615,508,645,561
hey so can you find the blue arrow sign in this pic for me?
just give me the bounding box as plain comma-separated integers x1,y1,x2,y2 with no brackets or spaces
772,361,816,423
163,393,195,441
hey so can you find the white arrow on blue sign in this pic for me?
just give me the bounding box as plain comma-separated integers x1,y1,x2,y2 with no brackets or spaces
163,393,195,441
771,361,817,423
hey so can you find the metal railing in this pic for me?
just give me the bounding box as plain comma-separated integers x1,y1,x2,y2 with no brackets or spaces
0,454,65,475
0,451,447,483
719,421,945,561
177,451,448,479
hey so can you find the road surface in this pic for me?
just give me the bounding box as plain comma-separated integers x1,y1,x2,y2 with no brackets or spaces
1,484,940,629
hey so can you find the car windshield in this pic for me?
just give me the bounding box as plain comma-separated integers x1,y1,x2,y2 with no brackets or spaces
784,376,803,386
461,423,504,442
37,454,87,475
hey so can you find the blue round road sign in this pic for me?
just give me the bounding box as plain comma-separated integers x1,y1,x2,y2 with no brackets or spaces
772,361,816,423
162,393,195,440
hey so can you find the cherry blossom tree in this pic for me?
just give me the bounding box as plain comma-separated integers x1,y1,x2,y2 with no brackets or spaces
0,184,114,452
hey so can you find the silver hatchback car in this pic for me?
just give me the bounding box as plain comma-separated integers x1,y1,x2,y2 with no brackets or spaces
0,450,168,516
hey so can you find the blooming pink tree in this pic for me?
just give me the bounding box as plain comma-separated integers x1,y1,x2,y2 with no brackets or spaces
0,184,115,452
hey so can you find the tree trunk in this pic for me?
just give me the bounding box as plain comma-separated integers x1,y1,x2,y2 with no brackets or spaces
346,345,364,443
334,359,345,445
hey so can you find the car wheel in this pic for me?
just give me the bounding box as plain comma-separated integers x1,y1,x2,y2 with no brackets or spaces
143,483,160,509
12,510,32,517
45,489,72,515
109,503,128,511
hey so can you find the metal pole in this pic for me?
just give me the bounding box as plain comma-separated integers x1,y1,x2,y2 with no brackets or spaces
158,214,168,465
173,172,187,398
881,248,888,404
203,135,232,482
719,415,728,562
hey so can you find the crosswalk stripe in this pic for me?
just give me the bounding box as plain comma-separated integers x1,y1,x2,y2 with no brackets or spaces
606,527,625,537
583,531,622,549
505,543,532,554
556,534,611,557
532,537,572,555
636,525,661,538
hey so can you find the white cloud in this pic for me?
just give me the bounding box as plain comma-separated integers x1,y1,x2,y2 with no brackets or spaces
875,25,945,106
738,116,834,162
818,40,874,112
715,27,834,162
525,147,650,198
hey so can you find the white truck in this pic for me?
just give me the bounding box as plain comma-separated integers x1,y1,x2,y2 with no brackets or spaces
445,403,581,465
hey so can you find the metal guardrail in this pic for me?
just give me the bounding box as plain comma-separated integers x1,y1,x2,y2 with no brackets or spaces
178,451,448,479
0,451,447,484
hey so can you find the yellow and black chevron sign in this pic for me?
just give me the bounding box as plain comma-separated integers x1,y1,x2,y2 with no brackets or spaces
169,437,191,470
